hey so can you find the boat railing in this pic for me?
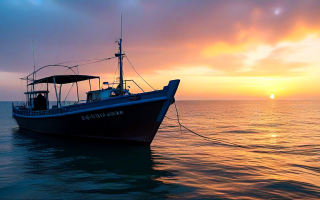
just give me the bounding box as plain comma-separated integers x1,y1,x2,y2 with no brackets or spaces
125,80,145,93
13,100,101,116
13,106,65,116
107,80,145,93
12,87,165,117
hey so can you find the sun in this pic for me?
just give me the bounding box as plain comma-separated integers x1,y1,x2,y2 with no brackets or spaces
270,94,275,99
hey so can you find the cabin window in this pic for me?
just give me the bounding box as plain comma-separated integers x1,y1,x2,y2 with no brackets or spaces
87,93,93,102
100,90,111,99
92,92,100,101
87,92,101,102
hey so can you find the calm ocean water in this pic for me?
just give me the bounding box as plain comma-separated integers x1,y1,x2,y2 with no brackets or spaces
0,101,320,199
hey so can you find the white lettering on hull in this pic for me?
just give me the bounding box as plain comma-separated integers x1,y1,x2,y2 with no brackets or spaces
81,111,124,120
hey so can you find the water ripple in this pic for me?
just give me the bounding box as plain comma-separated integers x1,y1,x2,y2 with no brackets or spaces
0,101,320,199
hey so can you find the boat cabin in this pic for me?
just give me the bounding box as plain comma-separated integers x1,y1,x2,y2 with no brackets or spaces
24,74,133,110
87,88,130,102
27,74,101,108
24,90,49,111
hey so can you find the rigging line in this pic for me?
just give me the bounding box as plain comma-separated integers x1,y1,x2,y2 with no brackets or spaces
76,56,116,67
20,79,22,102
112,62,119,89
64,67,71,75
56,58,113,65
65,66,79,75
38,83,44,91
32,40,36,80
22,56,115,80
165,102,250,149
122,62,126,88
22,64,78,80
64,83,75,102
123,50,155,91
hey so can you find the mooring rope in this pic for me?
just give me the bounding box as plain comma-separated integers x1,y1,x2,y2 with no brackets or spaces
165,102,250,149
121,53,249,148
56,51,252,149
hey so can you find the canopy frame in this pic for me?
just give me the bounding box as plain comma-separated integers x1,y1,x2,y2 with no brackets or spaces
28,75,100,86
27,75,100,108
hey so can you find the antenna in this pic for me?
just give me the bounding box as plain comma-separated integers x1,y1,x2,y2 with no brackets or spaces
121,14,122,39
32,40,36,92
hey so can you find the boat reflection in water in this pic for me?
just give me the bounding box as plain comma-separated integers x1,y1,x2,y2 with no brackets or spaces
10,128,194,199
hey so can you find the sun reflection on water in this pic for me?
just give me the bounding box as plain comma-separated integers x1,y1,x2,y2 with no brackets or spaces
0,101,319,199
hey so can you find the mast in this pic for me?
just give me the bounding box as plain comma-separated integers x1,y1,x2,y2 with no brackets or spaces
115,14,124,95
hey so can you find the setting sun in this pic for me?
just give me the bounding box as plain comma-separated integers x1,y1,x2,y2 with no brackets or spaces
2,0,320,102
270,94,275,99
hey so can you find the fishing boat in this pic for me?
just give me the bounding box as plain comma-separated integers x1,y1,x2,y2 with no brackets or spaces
12,23,180,145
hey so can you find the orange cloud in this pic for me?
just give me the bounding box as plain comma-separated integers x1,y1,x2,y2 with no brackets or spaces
202,42,248,57
2,0,320,100
234,46,310,77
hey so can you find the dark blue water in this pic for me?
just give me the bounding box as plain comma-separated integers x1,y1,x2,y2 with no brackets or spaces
1,101,320,199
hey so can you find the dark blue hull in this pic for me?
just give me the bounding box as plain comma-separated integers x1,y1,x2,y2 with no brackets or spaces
13,80,180,145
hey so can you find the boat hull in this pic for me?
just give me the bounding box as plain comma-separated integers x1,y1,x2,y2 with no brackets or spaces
13,80,180,145
14,100,164,144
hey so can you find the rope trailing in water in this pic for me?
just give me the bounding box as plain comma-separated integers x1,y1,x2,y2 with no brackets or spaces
166,102,249,149
103,51,248,149
173,99,182,131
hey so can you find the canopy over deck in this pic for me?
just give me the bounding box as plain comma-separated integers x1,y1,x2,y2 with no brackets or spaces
24,90,49,94
28,75,100,85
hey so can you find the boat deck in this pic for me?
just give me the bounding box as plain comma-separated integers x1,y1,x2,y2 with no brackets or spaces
13,89,168,117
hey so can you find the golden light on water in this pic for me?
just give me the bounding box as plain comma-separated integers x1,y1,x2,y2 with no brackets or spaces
270,94,275,99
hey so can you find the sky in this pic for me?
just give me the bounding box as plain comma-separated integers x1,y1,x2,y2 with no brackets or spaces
1,0,320,101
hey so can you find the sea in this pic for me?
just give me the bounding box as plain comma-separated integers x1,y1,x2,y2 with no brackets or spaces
0,101,319,199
